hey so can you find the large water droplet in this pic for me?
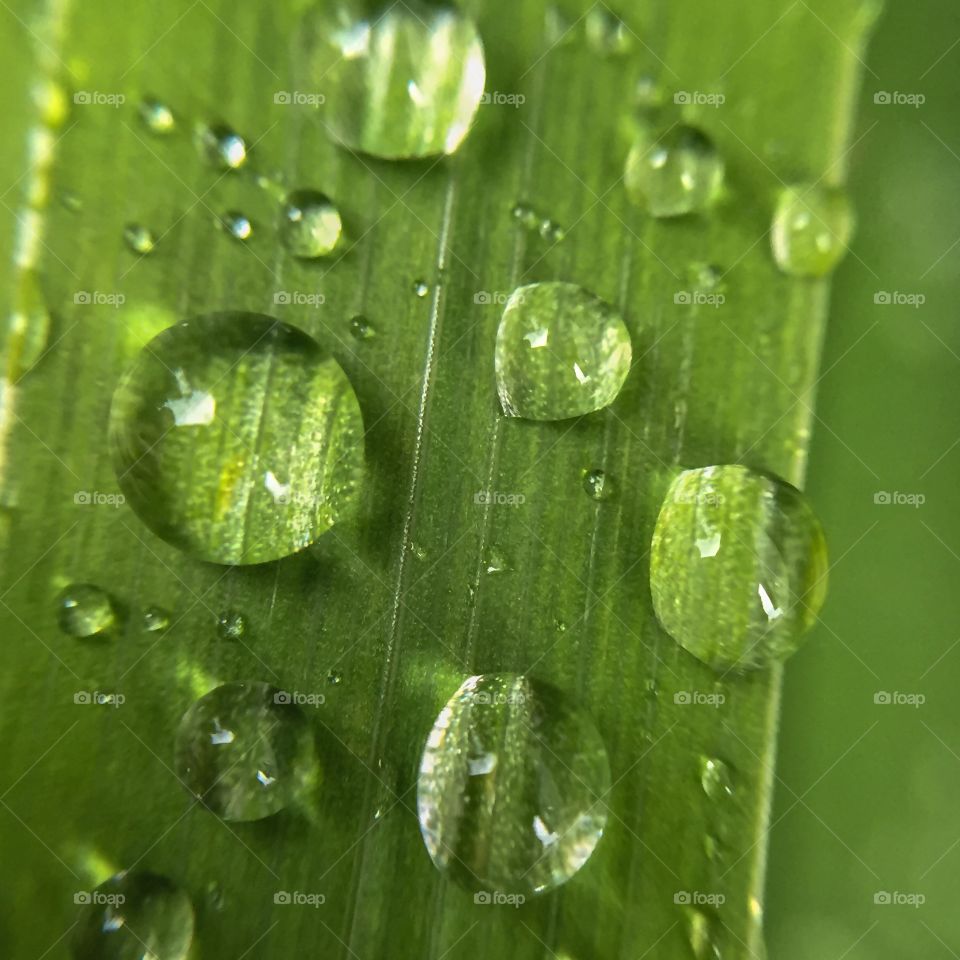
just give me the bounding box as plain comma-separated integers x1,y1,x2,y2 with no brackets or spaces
417,674,610,894
174,681,320,821
770,184,854,277
349,315,375,340
315,2,486,159
109,312,365,565
280,190,342,258
582,468,611,501
699,755,734,800
495,282,632,420
625,125,724,218
71,871,194,960
650,465,828,671
57,584,117,638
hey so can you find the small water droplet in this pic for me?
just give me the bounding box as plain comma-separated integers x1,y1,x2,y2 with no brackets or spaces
349,315,375,340
538,218,565,242
685,906,722,960
417,674,610,894
650,465,828,670
495,281,632,420
511,203,565,242
544,5,576,46
625,124,724,218
60,190,83,213
582,468,611,501
123,223,156,255
326,669,343,685
216,610,246,641
174,681,320,821
770,184,854,277
138,97,176,135
71,871,194,960
554,618,567,633
703,833,720,860
280,190,342,258
217,211,253,241
57,584,116,638
143,605,171,633
511,202,540,229
195,123,248,170
634,75,664,109
584,7,633,55
109,312,365,565
315,2,486,159
699,755,735,800
410,541,428,561
688,262,724,292
413,280,430,298
484,546,509,574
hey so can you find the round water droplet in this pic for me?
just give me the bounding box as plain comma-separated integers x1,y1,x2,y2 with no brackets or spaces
174,681,320,821
699,755,734,800
582,468,611,501
195,123,248,170
216,610,246,641
109,312,365,565
138,97,176,135
123,223,156,255
770,184,854,277
217,211,253,241
495,281,632,420
412,279,430,298
71,870,194,960
57,584,116,638
349,315,375,340
142,605,171,633
625,125,724,218
280,190,342,258
326,668,343,685
538,218,566,242
417,673,610,895
650,465,828,671
315,2,486,159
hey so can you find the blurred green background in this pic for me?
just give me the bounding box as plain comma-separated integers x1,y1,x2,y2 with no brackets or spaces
769,0,960,956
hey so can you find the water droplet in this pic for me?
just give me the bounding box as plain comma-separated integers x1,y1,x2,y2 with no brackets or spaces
280,190,342,258
57,584,116,638
8,269,51,380
770,184,854,277
417,674,610,894
217,211,253,241
703,833,720,860
685,907,722,960
71,871,194,960
61,191,83,213
349,315,375,340
539,218,565,242
123,223,156,255
195,123,248,170
625,124,724,218
410,541,428,561
634,75,664,109
326,669,343,685
495,281,632,420
511,203,540,229
688,262,724,292
138,97,176,135
484,546,509,574
413,279,430,298
32,78,69,128
216,610,246,641
143,605,171,633
109,312,365,565
582,468,611,501
544,5,576,46
584,7,633,55
316,2,486,159
650,465,828,671
699,756,734,800
174,681,320,821
510,203,565,242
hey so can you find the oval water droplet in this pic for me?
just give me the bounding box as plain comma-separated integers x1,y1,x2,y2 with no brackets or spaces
625,124,724,218
584,6,632,55
349,315,375,340
582,468,611,501
315,2,486,159
109,312,365,565
217,211,253,241
326,668,343,685
412,279,430,298
650,465,828,671
142,605,171,633
280,190,342,258
417,673,610,894
123,223,156,255
699,755,734,800
138,97,176,135
685,906,722,960
216,610,246,641
495,281,632,420
57,584,116,638
484,546,509,574
174,681,320,821
770,184,854,277
195,123,248,170
71,870,194,960
8,269,52,379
